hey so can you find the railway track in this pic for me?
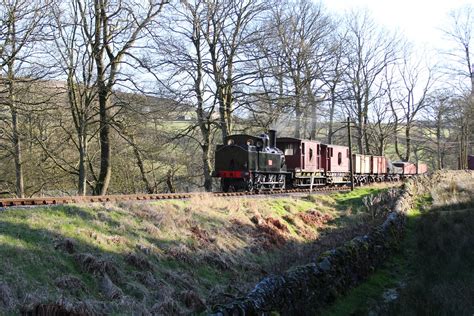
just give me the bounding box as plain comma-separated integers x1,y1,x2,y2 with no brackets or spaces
0,186,350,208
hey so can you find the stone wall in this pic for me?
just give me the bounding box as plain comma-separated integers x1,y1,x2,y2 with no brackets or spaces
211,178,428,315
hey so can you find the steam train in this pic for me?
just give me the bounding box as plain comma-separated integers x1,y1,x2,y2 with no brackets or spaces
213,130,427,192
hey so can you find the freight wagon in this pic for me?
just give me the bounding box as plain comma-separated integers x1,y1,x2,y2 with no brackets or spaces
391,161,428,177
320,144,351,184
276,138,326,187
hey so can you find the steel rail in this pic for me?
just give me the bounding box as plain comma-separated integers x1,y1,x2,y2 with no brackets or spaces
0,186,350,208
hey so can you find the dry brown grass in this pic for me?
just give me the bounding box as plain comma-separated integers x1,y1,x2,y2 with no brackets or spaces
0,185,400,314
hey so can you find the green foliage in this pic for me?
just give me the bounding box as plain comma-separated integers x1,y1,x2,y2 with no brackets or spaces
333,187,387,211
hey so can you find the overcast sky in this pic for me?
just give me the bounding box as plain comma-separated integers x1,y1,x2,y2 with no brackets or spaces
321,0,472,48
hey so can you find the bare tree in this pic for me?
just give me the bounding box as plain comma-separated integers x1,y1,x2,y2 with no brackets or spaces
322,25,347,144
258,0,332,138
243,18,289,130
202,0,266,142
366,98,396,155
48,0,98,195
387,53,435,162
75,0,168,195
0,0,50,197
421,89,456,169
441,4,474,168
342,10,402,154
146,0,219,191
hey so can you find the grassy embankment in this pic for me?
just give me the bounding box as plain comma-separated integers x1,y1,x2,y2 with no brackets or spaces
324,176,474,315
0,185,393,314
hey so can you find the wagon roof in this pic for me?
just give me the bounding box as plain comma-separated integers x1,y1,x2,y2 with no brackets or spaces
321,143,348,149
277,137,320,143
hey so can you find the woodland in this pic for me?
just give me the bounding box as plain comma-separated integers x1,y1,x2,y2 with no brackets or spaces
0,0,473,197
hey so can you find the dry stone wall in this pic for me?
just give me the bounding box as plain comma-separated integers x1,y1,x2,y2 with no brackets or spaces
211,171,473,315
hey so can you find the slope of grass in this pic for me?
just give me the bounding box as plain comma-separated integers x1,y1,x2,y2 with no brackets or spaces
0,186,398,314
389,179,474,315
322,176,474,315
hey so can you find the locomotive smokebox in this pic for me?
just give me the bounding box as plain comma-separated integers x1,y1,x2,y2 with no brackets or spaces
268,130,277,148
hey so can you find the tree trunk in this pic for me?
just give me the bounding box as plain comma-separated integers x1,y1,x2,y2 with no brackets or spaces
294,104,302,139
201,143,213,191
78,133,87,195
11,106,24,198
327,88,336,144
166,169,175,193
363,115,370,154
357,111,364,154
310,102,317,140
130,138,153,194
436,118,442,170
219,93,228,143
404,124,411,162
95,88,112,195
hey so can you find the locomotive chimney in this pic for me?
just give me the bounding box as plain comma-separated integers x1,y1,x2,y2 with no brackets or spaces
268,129,276,148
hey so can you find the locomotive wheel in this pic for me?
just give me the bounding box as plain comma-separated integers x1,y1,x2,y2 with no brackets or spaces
221,180,230,192
247,179,254,192
268,174,276,191
255,174,265,192
278,174,286,190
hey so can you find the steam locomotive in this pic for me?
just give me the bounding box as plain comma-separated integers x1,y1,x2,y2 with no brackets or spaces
213,130,427,192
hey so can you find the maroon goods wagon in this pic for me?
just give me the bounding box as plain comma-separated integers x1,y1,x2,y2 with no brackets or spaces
468,155,474,170
276,138,325,187
321,144,350,184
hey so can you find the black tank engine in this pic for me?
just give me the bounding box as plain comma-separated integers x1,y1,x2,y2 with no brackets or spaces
213,130,288,192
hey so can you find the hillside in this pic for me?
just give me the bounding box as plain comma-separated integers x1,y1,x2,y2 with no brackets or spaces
323,171,474,315
0,186,394,314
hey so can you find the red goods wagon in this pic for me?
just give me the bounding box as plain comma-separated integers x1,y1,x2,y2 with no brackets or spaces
321,144,350,173
321,144,350,184
276,137,325,187
417,163,428,174
352,154,371,174
401,162,417,175
370,156,387,175
468,155,474,170
276,138,322,172
392,161,428,176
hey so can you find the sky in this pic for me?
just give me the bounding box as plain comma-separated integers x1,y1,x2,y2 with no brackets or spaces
321,0,472,48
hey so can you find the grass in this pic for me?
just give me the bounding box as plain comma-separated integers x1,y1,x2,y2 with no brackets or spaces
322,176,474,316
388,180,474,315
332,185,389,212
321,204,422,316
0,186,399,314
